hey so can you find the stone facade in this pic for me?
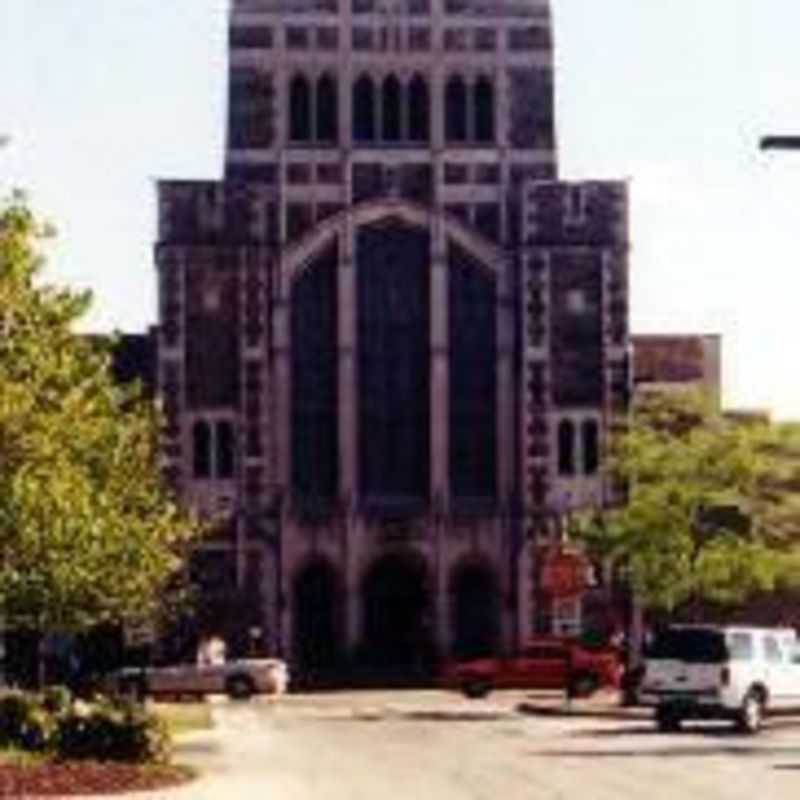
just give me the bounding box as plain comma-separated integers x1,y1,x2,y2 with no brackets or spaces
154,0,629,677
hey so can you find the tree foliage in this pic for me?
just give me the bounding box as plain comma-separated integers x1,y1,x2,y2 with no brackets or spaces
0,193,200,633
575,390,800,612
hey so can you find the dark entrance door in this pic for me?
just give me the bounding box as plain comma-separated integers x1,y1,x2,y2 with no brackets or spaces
293,560,341,686
360,553,434,681
450,563,500,660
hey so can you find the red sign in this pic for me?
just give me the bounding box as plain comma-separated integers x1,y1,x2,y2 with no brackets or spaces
540,549,589,597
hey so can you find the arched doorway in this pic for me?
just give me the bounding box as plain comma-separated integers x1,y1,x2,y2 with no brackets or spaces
360,552,434,679
450,562,501,659
293,559,342,685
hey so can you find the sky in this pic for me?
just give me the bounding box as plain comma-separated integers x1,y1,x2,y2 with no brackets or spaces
2,1,800,418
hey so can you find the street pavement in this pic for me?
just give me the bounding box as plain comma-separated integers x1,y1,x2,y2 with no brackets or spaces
129,691,800,799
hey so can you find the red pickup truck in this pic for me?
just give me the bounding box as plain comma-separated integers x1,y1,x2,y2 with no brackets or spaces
441,637,622,699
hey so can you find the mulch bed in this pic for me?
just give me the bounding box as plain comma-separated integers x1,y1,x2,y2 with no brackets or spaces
0,762,195,796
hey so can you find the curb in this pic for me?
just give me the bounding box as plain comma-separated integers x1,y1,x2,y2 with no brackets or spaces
516,701,651,721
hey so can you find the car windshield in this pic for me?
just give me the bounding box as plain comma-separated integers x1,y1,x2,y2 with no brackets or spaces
646,628,728,663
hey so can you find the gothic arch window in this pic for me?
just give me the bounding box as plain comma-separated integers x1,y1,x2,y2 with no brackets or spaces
557,419,576,477
582,419,600,475
291,243,339,500
474,76,495,143
408,74,430,142
449,245,496,499
357,221,430,499
445,75,468,143
192,421,212,479
289,74,312,142
216,421,236,479
353,75,376,142
316,74,338,143
381,75,402,142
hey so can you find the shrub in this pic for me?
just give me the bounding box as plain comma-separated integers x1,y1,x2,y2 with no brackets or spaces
19,706,57,752
0,688,172,764
0,691,56,751
0,692,33,746
56,701,172,764
41,685,72,716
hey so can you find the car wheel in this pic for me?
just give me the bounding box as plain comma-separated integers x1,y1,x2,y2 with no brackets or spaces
655,704,681,733
227,675,255,701
462,677,492,699
569,672,599,699
736,690,764,734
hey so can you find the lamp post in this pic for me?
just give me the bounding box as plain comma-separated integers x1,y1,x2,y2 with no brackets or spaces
760,136,800,151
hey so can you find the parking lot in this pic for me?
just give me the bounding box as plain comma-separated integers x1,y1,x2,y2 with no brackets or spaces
169,691,800,799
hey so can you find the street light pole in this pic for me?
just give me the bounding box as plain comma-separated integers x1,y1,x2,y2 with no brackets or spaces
760,135,800,151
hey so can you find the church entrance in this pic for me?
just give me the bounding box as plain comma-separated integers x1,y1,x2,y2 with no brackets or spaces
292,559,342,687
360,552,435,682
450,562,501,659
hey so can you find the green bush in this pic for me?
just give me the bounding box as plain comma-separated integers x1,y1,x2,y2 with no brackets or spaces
0,688,172,764
20,706,57,752
0,691,56,751
0,692,33,746
41,685,72,716
56,701,171,764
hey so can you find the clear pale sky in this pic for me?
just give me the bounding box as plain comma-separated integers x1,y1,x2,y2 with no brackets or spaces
2,1,800,417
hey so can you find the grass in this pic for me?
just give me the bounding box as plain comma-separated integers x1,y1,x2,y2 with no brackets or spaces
152,702,214,736
0,747,46,767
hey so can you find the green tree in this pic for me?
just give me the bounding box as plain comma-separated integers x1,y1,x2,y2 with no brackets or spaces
0,193,200,655
575,390,800,613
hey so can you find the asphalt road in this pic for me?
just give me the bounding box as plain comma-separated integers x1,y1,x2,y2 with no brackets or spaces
171,691,800,800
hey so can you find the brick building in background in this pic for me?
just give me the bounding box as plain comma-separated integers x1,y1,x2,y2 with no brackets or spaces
632,334,722,409
151,0,629,679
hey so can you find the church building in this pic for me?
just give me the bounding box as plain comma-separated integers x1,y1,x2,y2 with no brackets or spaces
154,0,629,679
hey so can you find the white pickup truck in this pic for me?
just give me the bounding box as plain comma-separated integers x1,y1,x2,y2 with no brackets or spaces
639,625,800,733
112,657,289,701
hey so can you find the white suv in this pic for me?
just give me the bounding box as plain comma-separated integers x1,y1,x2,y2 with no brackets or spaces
639,625,800,733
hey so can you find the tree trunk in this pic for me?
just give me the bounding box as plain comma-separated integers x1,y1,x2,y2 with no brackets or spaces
37,632,46,689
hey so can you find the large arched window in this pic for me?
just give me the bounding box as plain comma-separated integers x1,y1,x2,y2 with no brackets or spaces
192,421,212,479
216,421,236,479
557,419,576,477
289,74,312,142
316,74,338,143
357,222,430,498
449,245,496,499
445,76,468,143
381,75,402,142
474,76,495,143
582,420,600,475
291,243,339,500
353,75,376,142
407,74,430,142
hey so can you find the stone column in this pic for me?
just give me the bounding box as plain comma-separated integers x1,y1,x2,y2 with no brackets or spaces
272,298,291,505
338,225,357,499
496,255,515,500
430,216,450,658
344,513,362,653
272,262,292,659
339,224,360,653
517,539,533,648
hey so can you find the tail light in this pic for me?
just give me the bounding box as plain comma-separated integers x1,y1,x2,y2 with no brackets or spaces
720,666,731,687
